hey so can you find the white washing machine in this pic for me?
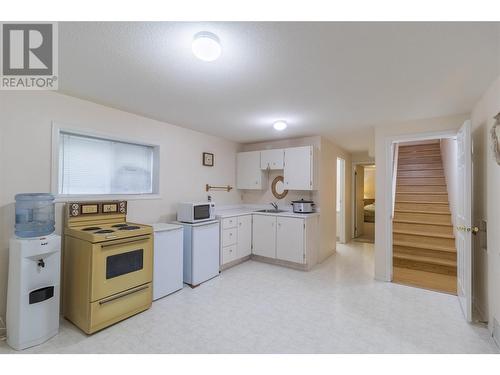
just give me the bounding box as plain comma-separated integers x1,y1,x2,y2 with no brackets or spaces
7,234,61,350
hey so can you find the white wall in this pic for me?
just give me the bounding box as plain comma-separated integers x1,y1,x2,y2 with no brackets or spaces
0,91,242,321
440,138,459,230
374,113,469,280
471,74,500,336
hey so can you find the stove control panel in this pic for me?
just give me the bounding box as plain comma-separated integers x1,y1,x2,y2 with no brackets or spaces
68,201,127,217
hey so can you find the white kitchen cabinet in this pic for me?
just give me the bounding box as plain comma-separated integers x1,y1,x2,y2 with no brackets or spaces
260,149,284,170
276,216,305,264
252,215,277,259
237,215,252,258
284,146,318,190
220,214,252,267
236,151,267,190
252,214,319,267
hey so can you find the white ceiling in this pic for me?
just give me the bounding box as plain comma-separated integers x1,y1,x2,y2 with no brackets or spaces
58,22,500,151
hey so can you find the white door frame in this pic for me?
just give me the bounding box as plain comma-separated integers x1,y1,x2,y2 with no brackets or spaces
351,161,374,239
337,157,346,243
382,129,458,281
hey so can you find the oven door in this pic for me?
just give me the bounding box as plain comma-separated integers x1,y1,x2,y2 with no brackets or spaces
91,235,153,301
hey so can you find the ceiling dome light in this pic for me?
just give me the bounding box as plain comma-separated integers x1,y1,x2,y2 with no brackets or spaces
273,121,287,131
192,31,222,62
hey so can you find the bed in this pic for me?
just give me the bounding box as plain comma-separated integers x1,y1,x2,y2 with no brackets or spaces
363,199,375,223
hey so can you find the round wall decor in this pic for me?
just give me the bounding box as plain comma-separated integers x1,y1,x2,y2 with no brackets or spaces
271,176,288,200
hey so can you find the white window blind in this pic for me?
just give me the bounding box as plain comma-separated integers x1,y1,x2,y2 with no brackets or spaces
59,131,155,195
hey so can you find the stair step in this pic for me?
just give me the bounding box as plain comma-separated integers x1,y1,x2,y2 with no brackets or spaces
397,169,444,178
392,239,457,254
394,232,455,249
394,251,456,267
395,194,449,203
395,202,450,213
393,228,454,239
399,156,442,164
393,219,453,227
398,163,444,171
393,211,452,224
396,201,448,205
396,185,448,193
393,221,454,236
394,245,456,260
393,267,457,294
398,151,441,159
397,177,446,185
395,209,450,215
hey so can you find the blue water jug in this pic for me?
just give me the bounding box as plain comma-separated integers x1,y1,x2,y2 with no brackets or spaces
15,193,55,238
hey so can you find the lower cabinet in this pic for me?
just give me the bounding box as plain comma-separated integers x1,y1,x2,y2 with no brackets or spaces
221,214,252,266
252,214,317,265
252,214,277,258
276,216,305,263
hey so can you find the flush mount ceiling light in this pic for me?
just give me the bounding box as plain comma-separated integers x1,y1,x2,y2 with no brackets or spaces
192,31,222,62
273,121,287,131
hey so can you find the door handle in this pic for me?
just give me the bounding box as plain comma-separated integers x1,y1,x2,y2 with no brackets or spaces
456,225,479,235
98,284,149,305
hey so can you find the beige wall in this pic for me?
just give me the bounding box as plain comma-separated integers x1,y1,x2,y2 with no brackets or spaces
471,74,500,336
242,136,352,262
374,113,469,280
363,166,376,199
0,91,243,321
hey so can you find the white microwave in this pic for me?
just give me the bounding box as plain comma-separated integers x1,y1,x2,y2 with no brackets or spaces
177,202,216,223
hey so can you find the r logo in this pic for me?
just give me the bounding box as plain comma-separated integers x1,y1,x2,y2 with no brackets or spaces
2,23,53,75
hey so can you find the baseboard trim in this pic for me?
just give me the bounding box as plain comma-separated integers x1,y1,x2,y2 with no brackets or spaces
220,255,251,271
251,254,310,271
493,318,500,350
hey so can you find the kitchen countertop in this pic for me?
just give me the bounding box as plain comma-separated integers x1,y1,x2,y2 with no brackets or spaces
215,205,320,219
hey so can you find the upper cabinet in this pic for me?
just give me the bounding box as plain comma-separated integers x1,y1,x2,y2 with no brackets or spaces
236,151,267,190
284,146,318,190
260,149,284,170
236,146,317,191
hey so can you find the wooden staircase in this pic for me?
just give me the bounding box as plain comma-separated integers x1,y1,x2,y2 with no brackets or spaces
392,140,457,294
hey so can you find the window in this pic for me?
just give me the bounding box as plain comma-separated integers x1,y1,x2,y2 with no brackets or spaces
57,130,158,196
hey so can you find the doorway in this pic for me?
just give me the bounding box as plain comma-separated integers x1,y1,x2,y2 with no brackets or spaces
336,157,346,243
352,163,376,243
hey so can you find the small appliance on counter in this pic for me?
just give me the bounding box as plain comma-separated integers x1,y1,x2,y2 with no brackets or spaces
63,201,153,334
178,220,220,287
177,201,215,223
291,199,316,213
7,193,60,350
151,223,184,300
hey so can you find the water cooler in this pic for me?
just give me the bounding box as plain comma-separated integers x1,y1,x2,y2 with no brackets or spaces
7,234,61,350
6,193,60,350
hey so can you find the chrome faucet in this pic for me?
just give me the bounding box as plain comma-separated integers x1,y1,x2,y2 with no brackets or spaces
270,202,279,211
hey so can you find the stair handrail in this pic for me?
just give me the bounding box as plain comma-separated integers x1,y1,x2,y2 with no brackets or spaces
391,143,399,219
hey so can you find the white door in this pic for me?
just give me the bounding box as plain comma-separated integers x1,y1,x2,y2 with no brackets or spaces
284,146,312,190
192,222,220,286
252,215,276,258
456,120,473,322
276,217,305,263
260,149,284,170
236,151,263,189
237,215,252,258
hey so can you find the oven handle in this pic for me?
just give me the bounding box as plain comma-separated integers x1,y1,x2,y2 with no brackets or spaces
98,285,150,305
100,236,151,248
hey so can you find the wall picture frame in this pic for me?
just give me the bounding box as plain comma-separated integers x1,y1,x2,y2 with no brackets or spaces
203,152,214,167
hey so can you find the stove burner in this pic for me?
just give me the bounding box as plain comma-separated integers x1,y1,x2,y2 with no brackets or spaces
82,226,101,231
111,223,129,228
95,229,115,234
119,226,141,231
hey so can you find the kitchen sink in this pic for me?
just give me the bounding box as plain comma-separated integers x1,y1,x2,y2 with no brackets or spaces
254,209,288,213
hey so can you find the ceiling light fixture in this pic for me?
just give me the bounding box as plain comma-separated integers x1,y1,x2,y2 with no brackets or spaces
192,31,222,62
273,121,287,131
